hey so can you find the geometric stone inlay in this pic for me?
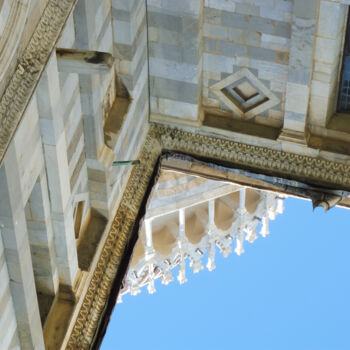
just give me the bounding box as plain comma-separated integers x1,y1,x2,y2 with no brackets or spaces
210,68,280,119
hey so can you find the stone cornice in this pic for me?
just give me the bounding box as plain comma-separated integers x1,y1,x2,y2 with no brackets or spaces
0,0,77,166
66,126,162,349
157,126,350,190
66,123,350,349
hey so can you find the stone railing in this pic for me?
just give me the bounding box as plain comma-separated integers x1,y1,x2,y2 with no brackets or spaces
118,189,285,301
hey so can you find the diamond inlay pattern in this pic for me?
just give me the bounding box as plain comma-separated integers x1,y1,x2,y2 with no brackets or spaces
210,68,280,119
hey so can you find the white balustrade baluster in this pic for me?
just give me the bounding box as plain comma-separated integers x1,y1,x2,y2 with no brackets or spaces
259,195,270,237
260,216,269,237
268,208,276,220
239,188,246,214
144,219,157,294
177,208,188,284
145,218,155,258
235,229,245,255
147,276,156,294
276,196,285,214
267,193,277,220
178,257,187,284
245,226,258,243
161,269,173,285
190,256,204,273
207,243,216,271
206,199,217,271
235,188,247,254
218,235,232,258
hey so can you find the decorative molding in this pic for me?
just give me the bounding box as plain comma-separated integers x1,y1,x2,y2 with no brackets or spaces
66,123,350,349
0,0,31,82
66,128,162,349
157,125,350,189
278,128,306,145
0,0,77,166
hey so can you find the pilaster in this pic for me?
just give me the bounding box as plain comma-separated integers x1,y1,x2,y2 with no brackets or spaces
0,146,45,350
279,0,319,143
36,54,79,287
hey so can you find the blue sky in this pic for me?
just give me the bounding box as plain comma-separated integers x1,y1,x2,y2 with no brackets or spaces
101,197,350,350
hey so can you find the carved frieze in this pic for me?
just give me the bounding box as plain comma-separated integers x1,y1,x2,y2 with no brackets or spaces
0,0,77,165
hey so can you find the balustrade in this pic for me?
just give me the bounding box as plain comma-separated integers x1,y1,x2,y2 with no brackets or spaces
118,188,286,302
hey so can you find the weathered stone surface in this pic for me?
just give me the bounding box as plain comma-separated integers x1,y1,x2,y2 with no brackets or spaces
1,0,350,349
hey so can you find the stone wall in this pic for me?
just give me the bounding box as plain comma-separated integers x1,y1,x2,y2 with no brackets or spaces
147,0,202,126
0,0,150,347
203,0,292,129
1,0,350,348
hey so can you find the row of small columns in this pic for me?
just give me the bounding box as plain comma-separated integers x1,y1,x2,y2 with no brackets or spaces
124,189,284,298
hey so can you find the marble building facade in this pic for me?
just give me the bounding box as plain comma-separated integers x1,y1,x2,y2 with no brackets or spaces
1,0,350,349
